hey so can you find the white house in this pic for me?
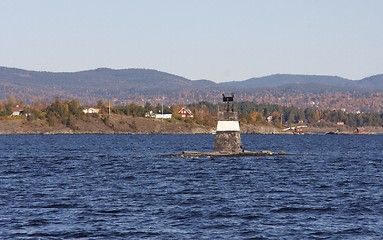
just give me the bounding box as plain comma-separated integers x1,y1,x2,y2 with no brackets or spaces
145,110,172,119
83,107,100,114
155,113,172,119
145,111,156,118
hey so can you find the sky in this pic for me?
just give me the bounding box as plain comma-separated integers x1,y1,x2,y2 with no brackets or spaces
1,0,382,82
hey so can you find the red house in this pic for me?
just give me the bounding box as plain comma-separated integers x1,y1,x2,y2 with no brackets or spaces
11,105,24,116
178,107,194,118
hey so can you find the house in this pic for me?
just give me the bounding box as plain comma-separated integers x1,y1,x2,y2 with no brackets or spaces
145,111,156,118
83,107,100,114
11,105,24,116
155,113,172,119
178,107,194,118
145,110,172,119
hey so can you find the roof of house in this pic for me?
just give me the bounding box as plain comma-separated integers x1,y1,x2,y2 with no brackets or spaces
12,106,23,112
178,107,193,114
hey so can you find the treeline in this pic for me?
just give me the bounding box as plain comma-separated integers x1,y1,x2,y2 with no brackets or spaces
0,97,176,130
0,97,87,129
189,101,383,128
1,96,383,128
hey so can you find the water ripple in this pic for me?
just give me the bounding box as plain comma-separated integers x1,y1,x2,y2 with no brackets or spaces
1,134,383,239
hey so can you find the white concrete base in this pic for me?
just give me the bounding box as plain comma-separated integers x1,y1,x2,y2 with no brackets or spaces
216,121,240,132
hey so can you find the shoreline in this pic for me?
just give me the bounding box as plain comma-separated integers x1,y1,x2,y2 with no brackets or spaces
1,130,381,135
1,115,382,135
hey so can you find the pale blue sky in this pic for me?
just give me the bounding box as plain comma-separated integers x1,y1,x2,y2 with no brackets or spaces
1,0,382,82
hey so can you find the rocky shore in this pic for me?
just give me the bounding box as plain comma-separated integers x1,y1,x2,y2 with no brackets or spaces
1,115,382,135
0,115,213,135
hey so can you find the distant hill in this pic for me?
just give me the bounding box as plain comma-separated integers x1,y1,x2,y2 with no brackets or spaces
0,67,220,104
1,66,383,112
221,74,383,91
357,74,383,89
221,74,350,89
0,66,218,91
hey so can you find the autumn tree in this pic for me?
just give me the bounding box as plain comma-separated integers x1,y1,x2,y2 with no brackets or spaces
44,97,84,129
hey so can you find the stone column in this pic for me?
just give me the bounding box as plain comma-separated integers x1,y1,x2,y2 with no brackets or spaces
214,111,243,153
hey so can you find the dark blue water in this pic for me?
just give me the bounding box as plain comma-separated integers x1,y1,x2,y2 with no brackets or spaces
1,134,382,239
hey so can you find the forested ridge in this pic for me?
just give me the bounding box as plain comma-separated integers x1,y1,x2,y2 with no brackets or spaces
1,66,383,113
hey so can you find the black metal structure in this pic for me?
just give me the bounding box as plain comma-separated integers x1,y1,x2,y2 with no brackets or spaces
222,93,234,112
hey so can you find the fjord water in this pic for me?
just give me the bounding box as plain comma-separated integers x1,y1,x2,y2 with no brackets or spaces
1,134,382,239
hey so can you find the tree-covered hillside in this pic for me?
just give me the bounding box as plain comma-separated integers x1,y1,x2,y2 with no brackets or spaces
1,66,383,112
